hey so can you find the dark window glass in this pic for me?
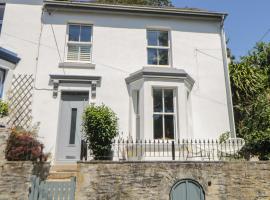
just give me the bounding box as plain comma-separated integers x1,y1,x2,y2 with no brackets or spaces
153,89,163,112
0,4,5,34
69,108,77,144
164,89,174,112
164,115,174,139
80,26,92,42
147,31,158,46
0,69,5,98
0,4,5,20
148,48,158,65
69,25,80,41
154,114,163,139
158,49,169,65
158,31,168,46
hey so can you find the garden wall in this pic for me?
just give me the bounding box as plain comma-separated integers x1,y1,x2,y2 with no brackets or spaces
0,128,50,200
76,161,270,200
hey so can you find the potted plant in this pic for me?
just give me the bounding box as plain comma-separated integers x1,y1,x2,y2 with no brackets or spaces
5,127,47,161
82,104,118,160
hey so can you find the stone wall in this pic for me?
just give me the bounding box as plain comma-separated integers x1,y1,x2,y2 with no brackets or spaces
0,162,34,200
0,128,50,200
76,161,270,200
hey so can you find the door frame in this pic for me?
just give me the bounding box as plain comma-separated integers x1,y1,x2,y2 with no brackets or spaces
55,89,90,163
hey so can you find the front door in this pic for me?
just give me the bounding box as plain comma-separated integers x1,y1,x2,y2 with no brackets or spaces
56,91,89,162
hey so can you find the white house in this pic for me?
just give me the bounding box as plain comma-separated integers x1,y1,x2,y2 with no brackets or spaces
0,0,236,163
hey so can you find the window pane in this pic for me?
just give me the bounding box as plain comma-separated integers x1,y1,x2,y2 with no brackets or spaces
0,4,5,20
164,89,174,112
148,48,158,65
0,69,5,98
154,114,163,139
80,26,92,42
158,49,169,65
69,108,77,144
79,45,91,61
158,31,168,46
153,89,163,112
69,25,80,41
67,45,79,61
164,115,174,139
147,31,158,46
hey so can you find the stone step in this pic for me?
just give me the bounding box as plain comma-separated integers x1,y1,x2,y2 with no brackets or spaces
50,164,77,172
47,164,78,180
47,171,77,180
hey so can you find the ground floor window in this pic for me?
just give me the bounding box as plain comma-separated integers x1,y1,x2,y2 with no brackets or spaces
0,68,5,98
153,88,175,140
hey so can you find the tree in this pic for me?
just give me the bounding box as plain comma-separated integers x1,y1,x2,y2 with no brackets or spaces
229,42,270,160
95,0,173,7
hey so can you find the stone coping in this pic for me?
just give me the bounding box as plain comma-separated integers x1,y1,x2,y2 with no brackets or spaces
77,160,269,164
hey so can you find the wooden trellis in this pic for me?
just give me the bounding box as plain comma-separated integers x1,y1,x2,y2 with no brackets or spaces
7,74,34,129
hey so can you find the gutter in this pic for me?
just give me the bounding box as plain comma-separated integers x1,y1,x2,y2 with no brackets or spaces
220,15,236,138
43,0,227,20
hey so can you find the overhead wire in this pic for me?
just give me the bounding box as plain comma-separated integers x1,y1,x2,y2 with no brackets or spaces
2,20,229,106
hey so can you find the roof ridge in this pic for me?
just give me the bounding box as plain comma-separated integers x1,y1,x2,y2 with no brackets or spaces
44,0,227,16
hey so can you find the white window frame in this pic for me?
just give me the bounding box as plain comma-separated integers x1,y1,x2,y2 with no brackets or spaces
153,87,176,140
147,29,171,67
66,23,93,63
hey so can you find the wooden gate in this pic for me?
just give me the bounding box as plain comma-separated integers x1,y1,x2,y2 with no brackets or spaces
29,176,76,200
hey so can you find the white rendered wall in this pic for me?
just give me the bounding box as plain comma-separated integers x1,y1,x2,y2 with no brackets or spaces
0,0,231,156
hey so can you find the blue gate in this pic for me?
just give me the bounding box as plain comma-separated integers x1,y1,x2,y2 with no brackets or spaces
29,176,76,200
170,179,205,200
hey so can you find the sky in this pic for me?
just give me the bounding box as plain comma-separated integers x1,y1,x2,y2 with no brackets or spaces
172,0,270,59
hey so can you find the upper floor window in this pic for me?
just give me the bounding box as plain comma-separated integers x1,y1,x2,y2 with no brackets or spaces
147,30,170,66
67,24,92,62
153,88,175,140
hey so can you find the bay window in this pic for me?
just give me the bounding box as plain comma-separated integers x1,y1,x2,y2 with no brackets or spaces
67,24,92,62
153,88,175,139
147,30,170,66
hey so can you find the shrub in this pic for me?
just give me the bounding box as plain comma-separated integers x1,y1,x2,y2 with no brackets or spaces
82,104,118,160
5,128,46,161
0,100,8,118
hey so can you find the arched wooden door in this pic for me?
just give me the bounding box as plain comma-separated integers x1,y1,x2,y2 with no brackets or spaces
170,179,205,200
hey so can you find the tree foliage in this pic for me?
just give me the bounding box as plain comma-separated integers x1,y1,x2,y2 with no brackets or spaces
95,0,172,7
0,100,8,118
230,42,270,160
82,104,118,160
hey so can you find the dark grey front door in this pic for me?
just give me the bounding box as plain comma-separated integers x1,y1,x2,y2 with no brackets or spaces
56,91,89,162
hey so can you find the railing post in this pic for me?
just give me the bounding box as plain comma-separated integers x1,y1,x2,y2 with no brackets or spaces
172,141,175,160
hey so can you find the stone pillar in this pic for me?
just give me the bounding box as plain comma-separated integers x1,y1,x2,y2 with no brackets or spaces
0,127,10,162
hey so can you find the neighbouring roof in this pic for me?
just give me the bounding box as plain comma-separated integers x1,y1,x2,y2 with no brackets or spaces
43,0,227,21
125,67,195,85
0,47,20,64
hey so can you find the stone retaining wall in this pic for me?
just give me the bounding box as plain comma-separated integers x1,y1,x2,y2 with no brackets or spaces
0,128,50,200
0,162,34,200
76,161,270,200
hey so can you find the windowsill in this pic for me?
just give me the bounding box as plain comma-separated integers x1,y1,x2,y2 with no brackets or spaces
146,65,171,68
59,62,96,69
